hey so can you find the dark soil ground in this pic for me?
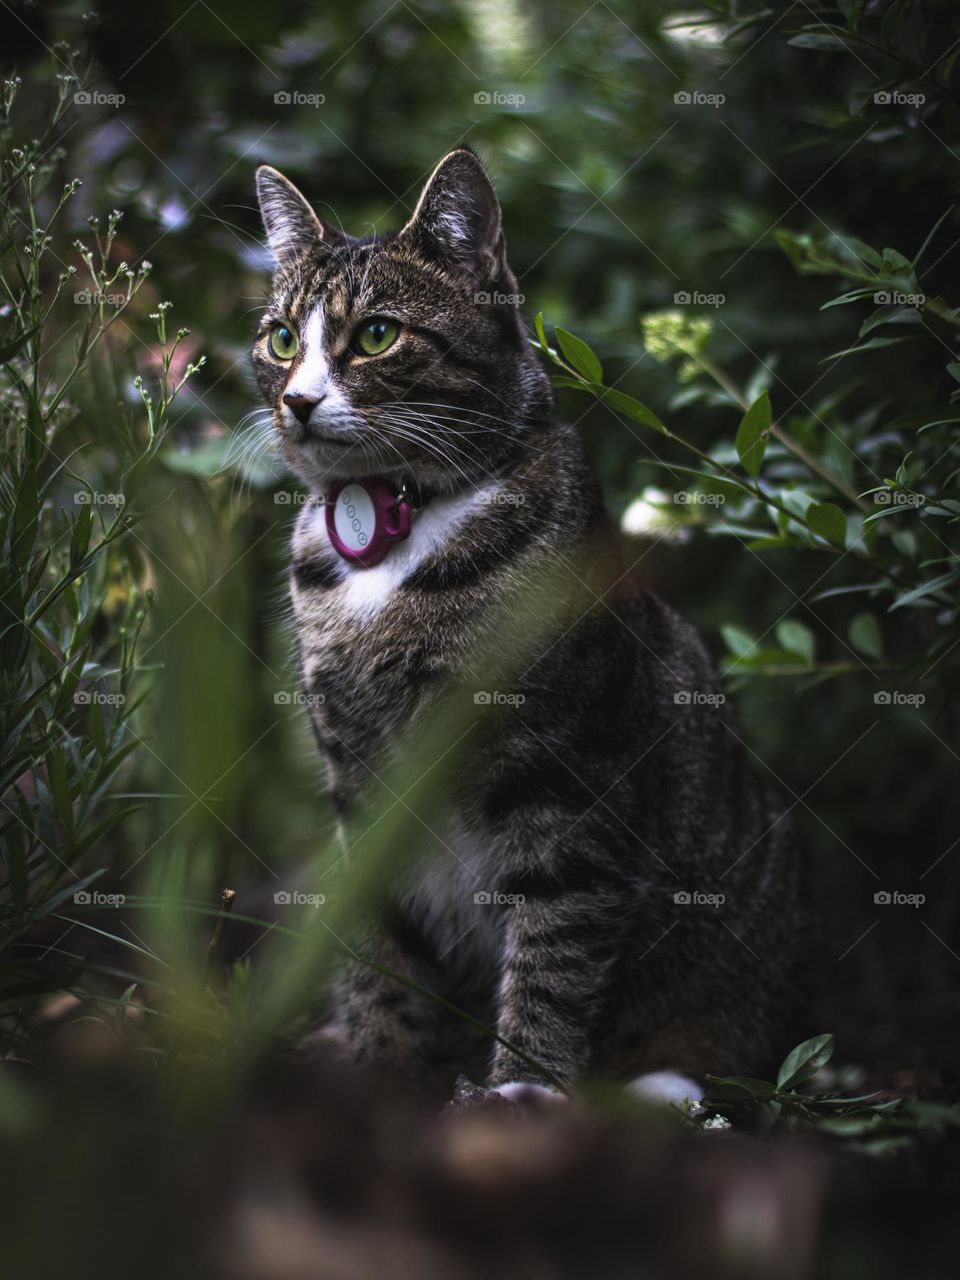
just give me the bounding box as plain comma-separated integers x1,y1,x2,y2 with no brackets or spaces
2,985,959,1280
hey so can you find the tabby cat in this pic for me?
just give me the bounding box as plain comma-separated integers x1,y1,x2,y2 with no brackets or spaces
251,148,808,1105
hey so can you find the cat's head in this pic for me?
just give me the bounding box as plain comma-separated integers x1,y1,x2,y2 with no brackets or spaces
251,147,552,493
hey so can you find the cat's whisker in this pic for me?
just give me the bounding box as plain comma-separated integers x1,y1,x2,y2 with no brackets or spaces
366,408,503,469
365,415,479,488
378,400,521,426
224,410,285,506
366,408,486,461
366,427,490,485
373,400,527,440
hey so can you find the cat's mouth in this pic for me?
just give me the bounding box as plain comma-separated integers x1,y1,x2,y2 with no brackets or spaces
281,412,363,456
283,410,460,487
309,433,356,450
282,420,398,486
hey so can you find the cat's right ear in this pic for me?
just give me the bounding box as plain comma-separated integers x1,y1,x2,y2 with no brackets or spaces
256,165,327,265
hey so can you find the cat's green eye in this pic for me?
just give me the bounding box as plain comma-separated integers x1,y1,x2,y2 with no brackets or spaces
355,318,400,356
268,325,299,360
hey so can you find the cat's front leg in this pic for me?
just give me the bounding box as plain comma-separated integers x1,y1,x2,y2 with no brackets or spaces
486,838,632,1093
308,912,444,1087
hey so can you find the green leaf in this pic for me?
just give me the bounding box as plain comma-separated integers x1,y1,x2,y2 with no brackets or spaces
912,206,954,269
46,746,73,832
776,619,815,664
817,1115,883,1136
704,1076,777,1101
787,32,848,51
777,1033,835,1090
745,535,800,551
556,379,669,434
844,240,885,270
724,648,808,671
807,502,847,546
889,571,956,611
848,612,883,660
597,387,667,434
533,311,549,353
837,0,865,28
32,868,107,922
773,229,809,271
735,390,771,479
822,335,917,363
69,497,94,568
117,983,139,1014
821,287,879,310
881,247,912,272
555,327,602,382
903,1101,960,1129
0,323,41,363
859,305,920,338
720,624,755,657
891,529,916,558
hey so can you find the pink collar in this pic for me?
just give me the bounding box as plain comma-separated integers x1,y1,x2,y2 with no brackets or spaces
325,477,416,568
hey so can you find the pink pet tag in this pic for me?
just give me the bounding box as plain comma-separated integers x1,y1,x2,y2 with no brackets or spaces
325,478,413,568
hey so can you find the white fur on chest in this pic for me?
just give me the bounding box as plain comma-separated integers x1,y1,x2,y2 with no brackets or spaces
296,482,499,619
406,818,506,963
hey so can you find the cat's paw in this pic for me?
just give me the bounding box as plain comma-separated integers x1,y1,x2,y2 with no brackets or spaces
298,1022,354,1066
445,1074,515,1114
444,1075,565,1115
627,1070,703,1107
490,1080,566,1107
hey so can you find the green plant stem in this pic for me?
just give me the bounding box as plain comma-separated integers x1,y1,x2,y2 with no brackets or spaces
697,356,869,511
540,340,953,607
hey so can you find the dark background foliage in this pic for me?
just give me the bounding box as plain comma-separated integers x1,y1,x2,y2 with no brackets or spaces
1,0,959,1274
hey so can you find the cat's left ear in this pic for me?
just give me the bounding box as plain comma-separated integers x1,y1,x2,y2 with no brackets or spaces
256,165,333,266
399,148,505,283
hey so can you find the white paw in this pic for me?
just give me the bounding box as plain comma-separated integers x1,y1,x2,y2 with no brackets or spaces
627,1071,703,1107
491,1080,566,1106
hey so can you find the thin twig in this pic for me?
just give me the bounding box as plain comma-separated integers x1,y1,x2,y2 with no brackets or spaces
206,887,237,964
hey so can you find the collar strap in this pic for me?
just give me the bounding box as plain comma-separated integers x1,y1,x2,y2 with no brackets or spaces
325,476,424,568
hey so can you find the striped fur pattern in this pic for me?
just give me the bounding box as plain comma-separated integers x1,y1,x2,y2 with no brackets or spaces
252,149,808,1099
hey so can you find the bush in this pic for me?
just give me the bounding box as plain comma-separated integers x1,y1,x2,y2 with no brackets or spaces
0,54,203,1048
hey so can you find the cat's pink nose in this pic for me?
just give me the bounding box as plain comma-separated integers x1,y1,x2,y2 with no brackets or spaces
283,392,323,425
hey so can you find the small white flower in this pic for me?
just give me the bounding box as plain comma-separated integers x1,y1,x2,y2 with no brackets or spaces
621,487,689,542
702,1114,733,1131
